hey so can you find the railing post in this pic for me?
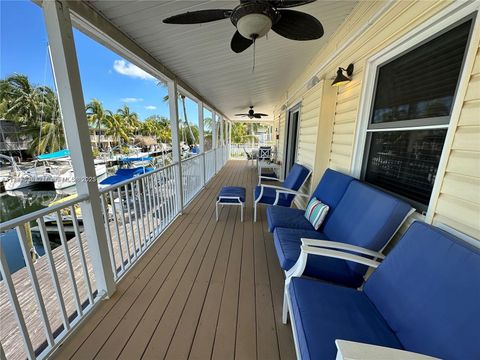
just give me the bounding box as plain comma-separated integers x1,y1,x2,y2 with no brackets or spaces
220,116,224,147
167,79,184,213
228,121,232,160
212,112,217,173
43,0,115,297
198,101,206,187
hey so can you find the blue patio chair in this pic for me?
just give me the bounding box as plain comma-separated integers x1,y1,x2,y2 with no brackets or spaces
266,168,355,232
254,163,311,222
283,221,480,360
274,180,413,288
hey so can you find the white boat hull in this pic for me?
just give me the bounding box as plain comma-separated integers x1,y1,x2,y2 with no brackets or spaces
4,175,35,191
54,164,108,189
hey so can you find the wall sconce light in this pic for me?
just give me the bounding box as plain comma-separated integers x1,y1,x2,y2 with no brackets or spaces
332,63,354,87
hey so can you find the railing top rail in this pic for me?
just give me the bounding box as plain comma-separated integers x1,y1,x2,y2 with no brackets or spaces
0,193,90,231
98,161,179,194
181,153,202,162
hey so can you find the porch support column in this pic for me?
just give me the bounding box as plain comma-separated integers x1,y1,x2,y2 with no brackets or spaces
228,121,232,160
212,112,217,149
43,0,115,296
167,79,184,213
198,101,205,187
220,116,224,147
212,112,217,173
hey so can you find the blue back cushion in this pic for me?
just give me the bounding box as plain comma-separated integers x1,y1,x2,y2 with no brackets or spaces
282,163,310,191
311,168,354,210
364,222,480,360
323,181,411,275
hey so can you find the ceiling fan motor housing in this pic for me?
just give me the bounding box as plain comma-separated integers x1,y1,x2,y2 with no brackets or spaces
231,3,278,39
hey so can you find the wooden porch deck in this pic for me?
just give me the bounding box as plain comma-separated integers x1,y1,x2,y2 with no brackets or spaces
53,160,296,360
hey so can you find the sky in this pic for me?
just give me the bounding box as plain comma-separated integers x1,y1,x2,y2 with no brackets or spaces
0,0,202,125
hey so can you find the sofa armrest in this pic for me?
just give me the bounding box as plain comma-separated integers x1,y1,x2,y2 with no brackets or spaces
285,244,381,281
301,238,385,259
335,340,439,360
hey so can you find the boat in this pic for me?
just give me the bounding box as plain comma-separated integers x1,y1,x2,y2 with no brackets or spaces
1,154,38,191
43,194,83,227
99,157,155,189
54,163,107,190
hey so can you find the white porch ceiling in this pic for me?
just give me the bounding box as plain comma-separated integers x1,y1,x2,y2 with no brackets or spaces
86,0,358,121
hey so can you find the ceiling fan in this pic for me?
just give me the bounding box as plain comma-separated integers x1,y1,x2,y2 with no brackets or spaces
235,106,269,119
163,0,324,54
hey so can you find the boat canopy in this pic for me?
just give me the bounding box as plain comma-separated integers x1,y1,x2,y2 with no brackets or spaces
36,149,70,160
120,157,154,163
99,167,154,186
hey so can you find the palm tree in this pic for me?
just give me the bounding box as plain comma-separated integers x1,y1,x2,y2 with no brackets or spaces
85,99,112,149
0,74,42,124
1,74,66,155
105,113,129,146
117,104,140,139
162,93,196,145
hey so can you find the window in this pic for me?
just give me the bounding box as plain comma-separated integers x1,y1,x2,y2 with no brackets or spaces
362,18,473,211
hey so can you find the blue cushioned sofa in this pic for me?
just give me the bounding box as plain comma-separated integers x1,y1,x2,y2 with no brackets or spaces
274,178,413,288
266,168,355,232
284,222,480,360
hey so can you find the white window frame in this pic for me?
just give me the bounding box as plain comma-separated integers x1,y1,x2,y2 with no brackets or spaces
351,1,480,219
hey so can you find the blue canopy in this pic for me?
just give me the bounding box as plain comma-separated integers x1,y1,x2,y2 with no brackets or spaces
120,157,153,163
37,149,70,160
100,167,154,186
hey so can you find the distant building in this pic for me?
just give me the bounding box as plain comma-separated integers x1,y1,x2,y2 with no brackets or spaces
0,119,31,157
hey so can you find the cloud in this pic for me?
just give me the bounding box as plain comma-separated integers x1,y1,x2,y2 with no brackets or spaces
121,97,144,103
113,60,155,80
145,105,157,110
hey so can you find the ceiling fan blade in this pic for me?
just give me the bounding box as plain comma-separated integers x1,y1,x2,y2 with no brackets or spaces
269,0,317,8
231,31,254,53
235,113,249,116
255,113,269,116
254,114,262,118
272,10,324,40
163,9,232,24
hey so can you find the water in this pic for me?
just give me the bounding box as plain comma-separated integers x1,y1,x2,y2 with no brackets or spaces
0,189,67,275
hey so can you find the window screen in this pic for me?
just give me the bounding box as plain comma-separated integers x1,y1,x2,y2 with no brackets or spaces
362,18,473,211
371,20,472,124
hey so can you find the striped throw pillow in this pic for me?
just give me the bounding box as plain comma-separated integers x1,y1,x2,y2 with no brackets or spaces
304,197,329,230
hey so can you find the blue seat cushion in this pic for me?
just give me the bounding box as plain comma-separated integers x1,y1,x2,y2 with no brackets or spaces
254,186,293,206
218,186,246,203
266,206,313,232
323,180,411,276
273,228,364,288
364,222,480,360
289,277,402,360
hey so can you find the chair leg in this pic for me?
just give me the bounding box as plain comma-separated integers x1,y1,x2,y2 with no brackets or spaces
282,288,289,324
253,202,257,222
241,203,244,222
216,202,219,221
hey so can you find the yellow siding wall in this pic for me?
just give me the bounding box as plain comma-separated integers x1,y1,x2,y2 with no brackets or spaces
433,45,480,239
295,83,323,207
273,0,480,240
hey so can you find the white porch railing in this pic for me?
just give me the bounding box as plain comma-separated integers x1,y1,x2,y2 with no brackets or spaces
205,149,216,182
0,147,228,360
0,194,101,360
181,154,203,205
98,162,180,280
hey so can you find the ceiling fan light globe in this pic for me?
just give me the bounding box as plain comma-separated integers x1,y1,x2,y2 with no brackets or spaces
237,14,272,39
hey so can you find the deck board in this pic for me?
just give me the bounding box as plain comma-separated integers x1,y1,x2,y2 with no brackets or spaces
52,160,295,360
